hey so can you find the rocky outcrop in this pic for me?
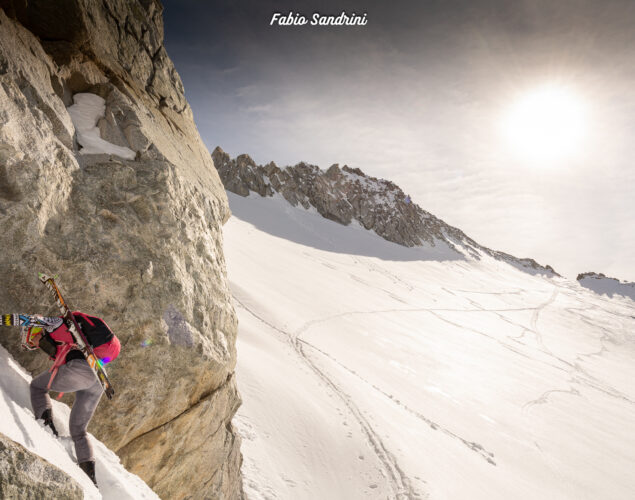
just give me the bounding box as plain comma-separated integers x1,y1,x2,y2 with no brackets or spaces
0,2,242,499
0,432,83,500
577,272,635,301
213,147,557,275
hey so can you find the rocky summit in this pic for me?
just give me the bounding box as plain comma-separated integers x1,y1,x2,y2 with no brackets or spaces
212,147,557,276
0,1,242,498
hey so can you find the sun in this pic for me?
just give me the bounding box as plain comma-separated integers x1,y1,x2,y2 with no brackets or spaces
501,84,587,165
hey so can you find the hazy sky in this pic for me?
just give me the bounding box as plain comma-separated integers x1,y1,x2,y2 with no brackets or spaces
162,0,634,281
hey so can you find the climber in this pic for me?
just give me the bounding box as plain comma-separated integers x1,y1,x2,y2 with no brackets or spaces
2,313,120,486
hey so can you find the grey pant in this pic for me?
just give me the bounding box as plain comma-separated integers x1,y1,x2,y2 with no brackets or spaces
30,358,103,463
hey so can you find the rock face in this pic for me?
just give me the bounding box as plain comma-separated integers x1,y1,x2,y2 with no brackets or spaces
213,147,557,275
0,2,243,499
0,432,83,500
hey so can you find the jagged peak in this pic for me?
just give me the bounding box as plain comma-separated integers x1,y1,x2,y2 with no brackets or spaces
342,165,365,177
212,148,558,276
326,164,340,178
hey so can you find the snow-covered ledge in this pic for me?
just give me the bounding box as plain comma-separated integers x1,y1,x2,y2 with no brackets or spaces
67,93,136,160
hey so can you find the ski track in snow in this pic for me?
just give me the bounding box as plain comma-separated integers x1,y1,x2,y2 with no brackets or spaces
240,281,613,473
233,296,421,500
297,338,497,466
225,196,635,500
423,283,635,409
288,281,634,461
436,288,635,409
291,338,419,500
235,276,586,493
293,301,573,382
358,259,416,293
522,286,635,409
529,287,559,353
284,286,576,467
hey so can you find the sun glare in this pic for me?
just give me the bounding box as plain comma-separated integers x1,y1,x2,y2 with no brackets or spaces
502,85,587,166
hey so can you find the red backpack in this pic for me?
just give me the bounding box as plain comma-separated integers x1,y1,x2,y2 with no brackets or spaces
49,312,120,364
73,312,120,363
45,312,120,393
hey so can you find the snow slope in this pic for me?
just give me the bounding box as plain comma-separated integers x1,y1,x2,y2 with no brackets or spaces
225,192,635,500
0,345,159,499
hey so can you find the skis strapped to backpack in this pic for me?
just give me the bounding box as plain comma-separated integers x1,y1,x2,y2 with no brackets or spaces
38,273,115,400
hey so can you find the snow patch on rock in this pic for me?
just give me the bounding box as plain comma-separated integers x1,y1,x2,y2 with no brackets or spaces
67,93,136,160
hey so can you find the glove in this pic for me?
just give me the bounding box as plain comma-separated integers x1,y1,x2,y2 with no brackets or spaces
39,408,59,437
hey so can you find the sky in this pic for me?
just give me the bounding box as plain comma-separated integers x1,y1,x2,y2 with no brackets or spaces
161,0,634,281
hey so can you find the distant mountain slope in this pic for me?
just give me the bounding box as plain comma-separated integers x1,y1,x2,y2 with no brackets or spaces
577,272,635,301
212,147,557,276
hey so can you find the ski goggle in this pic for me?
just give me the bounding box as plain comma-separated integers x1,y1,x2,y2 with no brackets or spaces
21,326,43,350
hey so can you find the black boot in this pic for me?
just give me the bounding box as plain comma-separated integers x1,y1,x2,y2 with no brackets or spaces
39,409,58,437
79,461,97,486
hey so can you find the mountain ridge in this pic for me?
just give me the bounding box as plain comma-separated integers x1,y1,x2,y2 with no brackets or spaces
212,146,558,276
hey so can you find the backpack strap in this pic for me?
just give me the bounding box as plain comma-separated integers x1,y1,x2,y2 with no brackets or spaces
72,311,95,327
46,342,78,390
38,333,59,358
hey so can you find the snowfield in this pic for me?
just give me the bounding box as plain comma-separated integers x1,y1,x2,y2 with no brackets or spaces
225,192,635,500
0,345,159,499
